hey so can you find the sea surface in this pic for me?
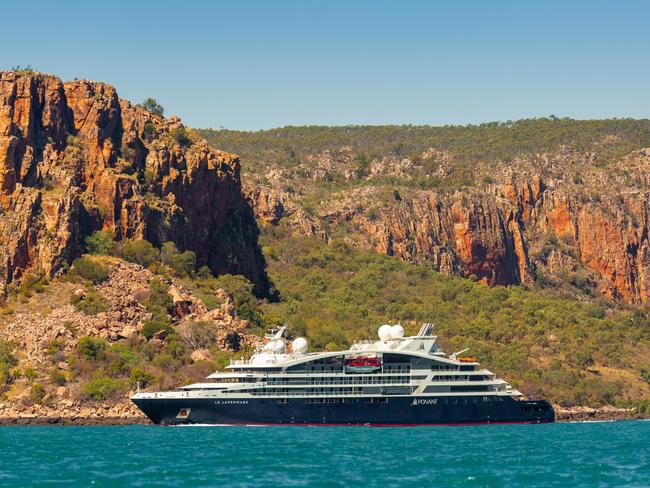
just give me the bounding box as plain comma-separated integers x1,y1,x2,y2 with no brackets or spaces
0,420,649,487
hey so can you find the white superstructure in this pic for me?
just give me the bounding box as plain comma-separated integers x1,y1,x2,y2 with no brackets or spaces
132,323,522,402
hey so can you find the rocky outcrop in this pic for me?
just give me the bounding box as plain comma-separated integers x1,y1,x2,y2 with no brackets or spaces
0,399,147,424
0,261,256,368
553,404,640,422
248,146,650,303
0,71,268,298
246,186,327,240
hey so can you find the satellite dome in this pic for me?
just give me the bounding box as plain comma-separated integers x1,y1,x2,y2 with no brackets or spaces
378,324,393,341
292,337,308,354
390,324,404,339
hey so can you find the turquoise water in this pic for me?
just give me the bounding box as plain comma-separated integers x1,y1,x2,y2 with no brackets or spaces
0,421,649,487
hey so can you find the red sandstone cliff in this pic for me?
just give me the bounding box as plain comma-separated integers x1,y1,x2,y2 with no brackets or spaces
247,148,650,304
0,72,268,297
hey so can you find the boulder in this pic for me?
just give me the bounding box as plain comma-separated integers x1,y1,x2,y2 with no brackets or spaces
191,348,213,363
118,325,138,340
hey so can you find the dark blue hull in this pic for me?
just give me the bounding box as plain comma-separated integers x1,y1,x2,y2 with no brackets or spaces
132,396,554,426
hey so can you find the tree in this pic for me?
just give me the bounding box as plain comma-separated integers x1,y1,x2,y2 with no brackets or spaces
119,240,160,267
85,230,114,255
76,336,107,361
140,98,165,117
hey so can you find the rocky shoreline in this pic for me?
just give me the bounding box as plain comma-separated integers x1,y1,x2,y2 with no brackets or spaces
0,417,149,426
0,404,644,426
553,405,643,422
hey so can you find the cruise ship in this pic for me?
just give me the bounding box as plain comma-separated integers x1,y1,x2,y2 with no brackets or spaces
131,323,554,425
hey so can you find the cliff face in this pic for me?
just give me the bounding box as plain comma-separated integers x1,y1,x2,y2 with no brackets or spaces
0,72,268,297
246,147,650,304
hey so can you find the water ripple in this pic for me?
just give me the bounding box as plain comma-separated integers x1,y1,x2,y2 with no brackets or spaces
0,421,649,487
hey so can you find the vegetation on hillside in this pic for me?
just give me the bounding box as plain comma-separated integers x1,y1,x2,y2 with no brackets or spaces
258,234,650,409
138,98,165,117
200,118,650,183
2,228,650,411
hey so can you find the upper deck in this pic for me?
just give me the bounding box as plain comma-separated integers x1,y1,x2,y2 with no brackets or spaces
225,323,477,372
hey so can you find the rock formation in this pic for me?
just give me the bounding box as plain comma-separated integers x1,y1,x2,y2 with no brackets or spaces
0,71,269,298
247,146,650,304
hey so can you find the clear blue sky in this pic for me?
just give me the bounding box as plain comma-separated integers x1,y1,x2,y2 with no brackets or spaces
1,0,648,130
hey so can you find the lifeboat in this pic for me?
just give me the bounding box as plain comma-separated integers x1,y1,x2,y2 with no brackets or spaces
345,355,382,373
458,357,476,363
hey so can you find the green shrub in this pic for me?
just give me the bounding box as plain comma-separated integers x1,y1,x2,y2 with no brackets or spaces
119,240,160,267
146,277,173,319
130,368,153,388
142,319,173,340
11,64,36,75
82,373,126,400
169,127,192,147
23,367,38,382
29,383,46,404
106,344,139,375
197,266,213,280
18,273,47,298
160,242,196,277
143,122,156,142
139,98,165,117
46,339,64,357
76,336,107,361
85,230,115,255
197,292,221,310
640,368,650,384
210,274,264,327
71,257,109,283
234,301,263,329
48,368,67,386
212,274,256,306
70,291,110,315
0,341,17,389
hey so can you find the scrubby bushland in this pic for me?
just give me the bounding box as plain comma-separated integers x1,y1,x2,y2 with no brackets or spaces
85,230,114,255
70,290,109,315
0,341,17,392
200,119,650,184
70,257,109,284
84,232,198,278
160,242,196,277
259,234,650,407
141,278,174,339
118,240,160,268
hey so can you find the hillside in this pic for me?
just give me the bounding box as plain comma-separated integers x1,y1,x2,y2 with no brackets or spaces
258,235,650,410
0,252,258,422
1,70,650,418
201,121,650,304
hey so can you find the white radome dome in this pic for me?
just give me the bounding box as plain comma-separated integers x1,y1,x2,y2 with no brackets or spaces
378,324,393,341
390,324,404,339
292,337,308,354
